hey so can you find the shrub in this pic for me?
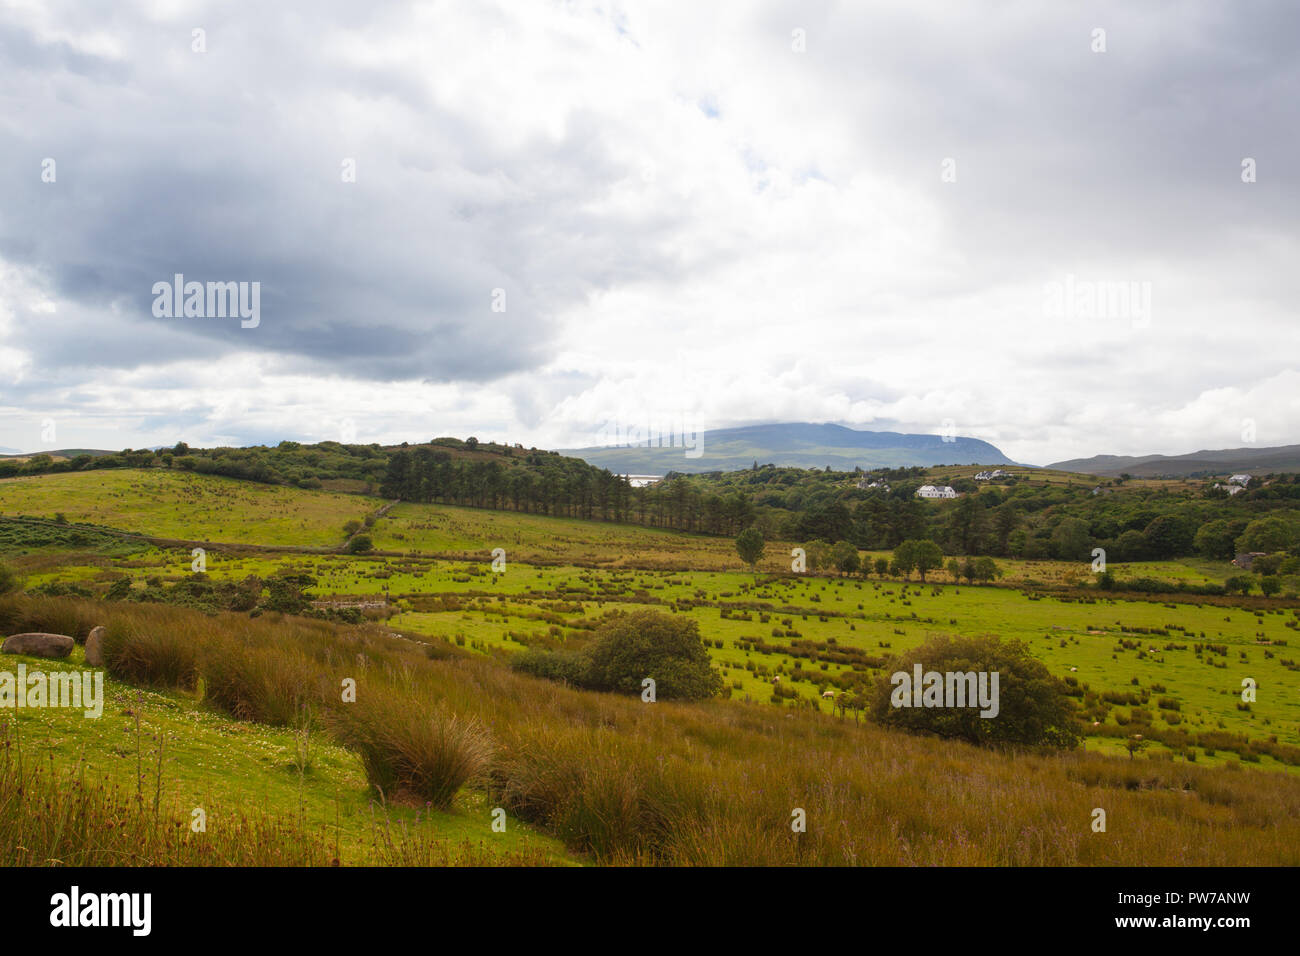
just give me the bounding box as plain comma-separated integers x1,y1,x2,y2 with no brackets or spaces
511,647,590,685
581,610,723,700
868,633,1081,750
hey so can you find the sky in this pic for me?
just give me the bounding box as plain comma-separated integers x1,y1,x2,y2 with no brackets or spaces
1,0,1297,466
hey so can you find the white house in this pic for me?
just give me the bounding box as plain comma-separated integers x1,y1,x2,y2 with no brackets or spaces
856,478,890,491
1213,482,1244,496
916,485,958,499
1228,474,1252,487
973,469,1009,481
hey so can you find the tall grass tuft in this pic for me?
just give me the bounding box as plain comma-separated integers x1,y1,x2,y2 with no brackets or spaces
101,616,199,689
332,693,494,809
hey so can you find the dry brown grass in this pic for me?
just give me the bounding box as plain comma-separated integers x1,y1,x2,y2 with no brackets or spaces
5,593,1299,865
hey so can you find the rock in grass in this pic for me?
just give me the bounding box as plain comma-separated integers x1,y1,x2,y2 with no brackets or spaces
2,632,75,659
84,626,107,667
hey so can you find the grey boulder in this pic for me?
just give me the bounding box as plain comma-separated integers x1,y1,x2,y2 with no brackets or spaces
2,632,75,659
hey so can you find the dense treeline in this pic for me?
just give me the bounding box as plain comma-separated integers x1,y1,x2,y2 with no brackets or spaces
724,465,1300,562
0,440,391,488
379,447,757,533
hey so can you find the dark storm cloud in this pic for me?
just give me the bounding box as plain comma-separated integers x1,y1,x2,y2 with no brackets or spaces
0,0,686,384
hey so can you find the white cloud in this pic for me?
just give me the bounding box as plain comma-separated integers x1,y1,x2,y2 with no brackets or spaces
0,0,1296,464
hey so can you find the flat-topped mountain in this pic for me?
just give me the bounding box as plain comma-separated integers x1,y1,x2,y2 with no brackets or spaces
561,422,1018,474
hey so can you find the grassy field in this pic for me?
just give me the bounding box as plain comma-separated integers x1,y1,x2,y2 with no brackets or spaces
20,543,1297,763
0,470,381,547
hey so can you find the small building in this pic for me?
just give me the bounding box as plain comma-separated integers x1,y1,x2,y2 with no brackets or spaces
1228,474,1252,487
916,485,958,499
1232,552,1267,570
856,478,890,491
1212,482,1244,496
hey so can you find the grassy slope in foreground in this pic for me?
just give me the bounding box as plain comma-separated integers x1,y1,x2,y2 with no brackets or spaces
1,643,573,866
8,598,1300,866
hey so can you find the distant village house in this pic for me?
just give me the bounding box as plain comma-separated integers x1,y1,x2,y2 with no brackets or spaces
916,485,958,499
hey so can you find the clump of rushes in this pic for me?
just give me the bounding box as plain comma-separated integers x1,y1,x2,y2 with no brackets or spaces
331,694,493,810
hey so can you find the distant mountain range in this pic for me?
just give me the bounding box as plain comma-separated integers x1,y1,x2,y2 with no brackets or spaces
1046,443,1300,478
6,432,1297,481
560,423,1019,474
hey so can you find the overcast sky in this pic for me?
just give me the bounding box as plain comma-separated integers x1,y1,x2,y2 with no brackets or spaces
1,0,1297,466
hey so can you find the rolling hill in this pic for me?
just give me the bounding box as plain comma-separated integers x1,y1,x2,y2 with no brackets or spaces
560,422,1019,474
1047,443,1300,478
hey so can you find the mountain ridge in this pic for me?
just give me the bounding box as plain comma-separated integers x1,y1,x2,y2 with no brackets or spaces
560,422,1021,474
1046,443,1300,477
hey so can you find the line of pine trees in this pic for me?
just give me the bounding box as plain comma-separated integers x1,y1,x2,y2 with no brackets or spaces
379,448,756,534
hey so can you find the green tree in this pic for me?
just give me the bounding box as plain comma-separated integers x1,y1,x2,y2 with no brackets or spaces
873,556,890,577
1052,517,1092,562
893,540,917,578
1194,519,1237,560
735,527,765,575
909,539,944,582
1115,528,1148,562
804,539,833,573
970,556,1001,583
1143,514,1195,559
1236,517,1292,555
1259,576,1282,597
867,634,1081,749
1252,553,1285,576
992,501,1020,556
945,494,985,555
346,534,373,553
0,563,20,595
832,541,860,576
582,610,723,700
